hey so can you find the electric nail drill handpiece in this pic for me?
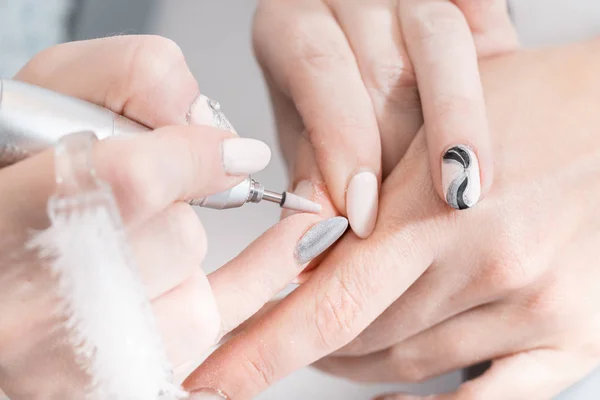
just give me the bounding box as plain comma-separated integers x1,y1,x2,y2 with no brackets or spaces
0,78,321,213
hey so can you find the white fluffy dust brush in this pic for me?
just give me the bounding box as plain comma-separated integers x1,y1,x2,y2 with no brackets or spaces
28,192,186,400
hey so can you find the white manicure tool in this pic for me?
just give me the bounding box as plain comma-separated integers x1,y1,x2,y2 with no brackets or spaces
0,78,321,214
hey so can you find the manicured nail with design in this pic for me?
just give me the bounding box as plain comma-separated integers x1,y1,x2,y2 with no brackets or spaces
188,388,229,399
187,94,237,133
346,171,379,239
295,216,348,265
441,145,481,210
222,138,271,175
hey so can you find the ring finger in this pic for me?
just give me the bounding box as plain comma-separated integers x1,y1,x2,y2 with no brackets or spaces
315,301,535,383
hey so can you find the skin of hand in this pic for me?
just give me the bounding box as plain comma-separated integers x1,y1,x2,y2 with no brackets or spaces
183,39,600,400
253,0,518,241
0,36,345,398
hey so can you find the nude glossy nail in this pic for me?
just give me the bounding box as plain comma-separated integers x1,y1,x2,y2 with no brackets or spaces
221,138,271,175
295,216,348,265
441,145,481,210
346,171,379,239
188,388,229,399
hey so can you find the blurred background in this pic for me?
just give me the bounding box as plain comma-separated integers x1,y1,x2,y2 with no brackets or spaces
1,0,600,398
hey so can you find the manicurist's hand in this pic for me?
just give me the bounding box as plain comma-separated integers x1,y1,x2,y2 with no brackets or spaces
0,36,347,399
184,40,600,399
253,0,518,240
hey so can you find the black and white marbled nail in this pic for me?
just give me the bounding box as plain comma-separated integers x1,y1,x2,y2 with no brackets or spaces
295,217,349,265
441,145,481,210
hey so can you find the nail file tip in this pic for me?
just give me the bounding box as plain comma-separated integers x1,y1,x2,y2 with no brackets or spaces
281,192,322,214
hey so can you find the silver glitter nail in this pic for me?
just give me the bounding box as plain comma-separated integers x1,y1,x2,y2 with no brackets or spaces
295,217,349,265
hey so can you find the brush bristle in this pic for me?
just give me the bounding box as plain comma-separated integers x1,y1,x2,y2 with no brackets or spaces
28,205,185,400
281,192,322,214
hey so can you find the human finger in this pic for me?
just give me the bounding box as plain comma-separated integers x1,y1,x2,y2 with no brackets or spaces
327,0,422,177
209,214,349,339
183,136,437,398
399,0,491,210
0,126,270,229
453,0,519,56
14,35,220,129
374,349,596,400
130,202,207,299
254,0,381,238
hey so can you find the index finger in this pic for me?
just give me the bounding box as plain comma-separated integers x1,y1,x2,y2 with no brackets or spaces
0,126,270,230
183,136,437,399
184,235,429,399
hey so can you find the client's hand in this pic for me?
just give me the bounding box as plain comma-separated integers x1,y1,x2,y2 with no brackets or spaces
253,0,518,238
0,36,345,399
184,41,600,399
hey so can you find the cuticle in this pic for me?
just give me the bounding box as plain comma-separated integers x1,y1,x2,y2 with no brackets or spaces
441,143,478,160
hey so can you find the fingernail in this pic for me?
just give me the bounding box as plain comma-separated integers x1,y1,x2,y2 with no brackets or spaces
188,94,237,134
295,216,348,265
282,180,318,219
188,388,229,399
441,145,481,210
222,138,271,175
346,171,379,239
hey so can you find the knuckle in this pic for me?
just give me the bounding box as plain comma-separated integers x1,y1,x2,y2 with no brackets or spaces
433,95,481,123
303,120,375,156
241,344,277,390
407,2,466,43
483,231,535,293
278,18,352,74
365,63,417,97
106,147,166,215
390,347,429,383
129,35,185,73
295,44,352,74
312,272,365,351
107,35,186,107
485,255,529,293
520,285,564,326
254,0,350,74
